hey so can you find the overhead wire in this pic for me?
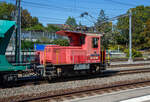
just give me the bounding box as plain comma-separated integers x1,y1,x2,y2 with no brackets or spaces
0,0,142,26
2,0,130,19
21,0,128,14
33,0,128,11
105,0,137,7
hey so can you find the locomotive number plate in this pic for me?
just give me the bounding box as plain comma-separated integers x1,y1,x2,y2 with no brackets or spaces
74,64,89,70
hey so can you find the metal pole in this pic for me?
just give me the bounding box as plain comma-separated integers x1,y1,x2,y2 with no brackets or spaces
15,0,18,63
17,0,22,63
128,10,133,63
19,0,22,63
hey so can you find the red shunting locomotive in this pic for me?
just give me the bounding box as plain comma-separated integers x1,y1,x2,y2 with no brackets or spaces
36,31,106,78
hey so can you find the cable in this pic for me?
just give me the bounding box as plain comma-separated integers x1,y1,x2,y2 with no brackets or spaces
105,0,136,7
21,0,127,13
21,0,85,12
21,3,100,18
39,0,128,11
39,16,66,21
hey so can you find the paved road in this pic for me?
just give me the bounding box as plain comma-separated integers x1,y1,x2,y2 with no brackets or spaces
66,86,150,102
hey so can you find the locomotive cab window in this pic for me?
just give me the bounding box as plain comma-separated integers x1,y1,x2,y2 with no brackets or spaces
92,38,99,48
80,36,85,45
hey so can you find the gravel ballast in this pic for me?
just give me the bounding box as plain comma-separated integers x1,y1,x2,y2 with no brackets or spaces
1,72,150,98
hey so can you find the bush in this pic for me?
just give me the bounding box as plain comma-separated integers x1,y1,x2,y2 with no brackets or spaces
21,39,69,50
124,48,143,58
21,40,34,50
108,45,125,51
52,39,69,46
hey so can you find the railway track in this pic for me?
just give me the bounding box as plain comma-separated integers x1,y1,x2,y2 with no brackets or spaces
1,67,150,89
6,78,150,102
1,67,150,102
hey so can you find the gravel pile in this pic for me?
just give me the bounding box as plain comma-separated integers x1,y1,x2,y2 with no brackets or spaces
1,72,150,98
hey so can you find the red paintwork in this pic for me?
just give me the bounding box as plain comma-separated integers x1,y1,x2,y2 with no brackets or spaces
38,31,105,65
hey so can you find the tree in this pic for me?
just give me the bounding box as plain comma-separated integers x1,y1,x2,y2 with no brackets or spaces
0,2,42,30
117,6,150,49
95,9,112,49
140,18,150,49
95,10,110,33
46,24,61,32
21,9,32,28
21,9,42,30
25,24,45,31
0,2,15,20
52,39,69,46
65,16,77,30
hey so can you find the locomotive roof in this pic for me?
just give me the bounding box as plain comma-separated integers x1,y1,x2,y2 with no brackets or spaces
56,30,102,37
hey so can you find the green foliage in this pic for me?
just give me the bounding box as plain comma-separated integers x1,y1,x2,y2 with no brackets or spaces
0,2,15,20
140,18,150,49
117,6,150,49
95,9,112,49
21,40,34,50
21,39,69,50
52,39,69,46
65,16,77,30
108,45,125,51
46,24,61,32
0,2,43,30
95,10,111,33
40,37,51,43
124,48,142,58
25,24,45,31
21,9,44,30
65,16,77,26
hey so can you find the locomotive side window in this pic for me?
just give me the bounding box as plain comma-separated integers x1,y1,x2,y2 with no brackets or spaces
92,38,99,48
80,36,85,45
69,37,73,43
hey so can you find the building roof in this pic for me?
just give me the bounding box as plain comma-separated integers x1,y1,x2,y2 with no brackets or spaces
56,30,102,37
0,20,16,38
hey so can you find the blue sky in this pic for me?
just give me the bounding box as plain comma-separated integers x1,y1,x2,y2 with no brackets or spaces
2,0,150,26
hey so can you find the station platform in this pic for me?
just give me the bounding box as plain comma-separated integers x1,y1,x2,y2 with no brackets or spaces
67,86,150,102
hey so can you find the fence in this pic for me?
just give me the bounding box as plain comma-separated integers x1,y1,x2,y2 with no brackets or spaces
21,31,66,41
6,50,37,64
8,31,67,50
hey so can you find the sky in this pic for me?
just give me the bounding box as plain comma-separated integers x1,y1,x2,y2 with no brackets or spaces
2,0,150,26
